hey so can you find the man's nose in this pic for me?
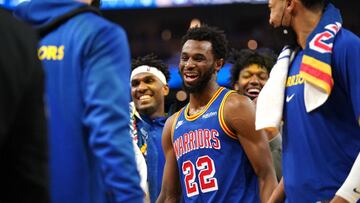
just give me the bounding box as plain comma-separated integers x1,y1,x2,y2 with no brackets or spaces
137,81,148,92
185,59,195,69
249,75,260,85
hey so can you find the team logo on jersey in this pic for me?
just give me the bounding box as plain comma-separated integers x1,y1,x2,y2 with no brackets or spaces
202,111,217,119
286,93,295,103
286,73,304,87
38,45,65,61
173,129,221,160
140,127,148,140
175,120,184,129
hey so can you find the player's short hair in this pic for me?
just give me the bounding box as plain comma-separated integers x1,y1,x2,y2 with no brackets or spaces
181,25,228,60
300,0,327,10
229,49,277,87
131,53,170,82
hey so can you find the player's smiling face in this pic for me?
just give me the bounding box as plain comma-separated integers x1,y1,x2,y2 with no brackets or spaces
235,64,269,100
179,40,218,93
131,72,168,116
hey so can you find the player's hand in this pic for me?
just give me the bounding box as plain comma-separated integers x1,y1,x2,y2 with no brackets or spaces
330,195,349,203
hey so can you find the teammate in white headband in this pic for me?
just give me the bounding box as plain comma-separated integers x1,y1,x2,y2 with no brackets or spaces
130,65,167,85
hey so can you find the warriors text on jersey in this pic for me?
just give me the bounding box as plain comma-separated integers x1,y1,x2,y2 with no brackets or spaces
172,87,259,202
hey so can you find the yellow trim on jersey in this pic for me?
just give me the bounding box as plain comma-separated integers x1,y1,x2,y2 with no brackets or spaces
184,87,225,121
218,90,237,140
300,71,333,94
302,55,332,75
171,108,183,143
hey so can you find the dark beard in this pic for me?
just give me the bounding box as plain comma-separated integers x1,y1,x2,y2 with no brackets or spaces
91,0,101,8
181,66,215,94
272,25,297,47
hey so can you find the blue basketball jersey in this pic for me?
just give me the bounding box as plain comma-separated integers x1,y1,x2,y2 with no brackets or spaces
172,87,259,203
283,28,360,202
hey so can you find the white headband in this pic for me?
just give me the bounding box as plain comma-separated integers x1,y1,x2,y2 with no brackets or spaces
130,65,167,85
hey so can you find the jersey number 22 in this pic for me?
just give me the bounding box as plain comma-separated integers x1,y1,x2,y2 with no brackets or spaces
182,155,218,197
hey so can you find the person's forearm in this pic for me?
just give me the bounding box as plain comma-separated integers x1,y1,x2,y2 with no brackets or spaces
268,177,285,203
156,192,181,203
258,171,278,203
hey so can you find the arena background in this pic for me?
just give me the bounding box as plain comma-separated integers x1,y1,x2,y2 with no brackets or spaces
2,0,359,112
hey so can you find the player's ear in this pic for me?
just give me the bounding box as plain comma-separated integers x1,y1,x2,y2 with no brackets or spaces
162,84,170,96
234,83,240,91
214,58,224,72
286,0,295,12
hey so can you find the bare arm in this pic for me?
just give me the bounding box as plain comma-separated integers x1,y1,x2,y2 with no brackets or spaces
268,177,285,203
224,93,277,203
157,115,182,203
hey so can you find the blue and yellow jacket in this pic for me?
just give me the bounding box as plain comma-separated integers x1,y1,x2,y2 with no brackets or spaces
15,1,144,203
135,115,166,203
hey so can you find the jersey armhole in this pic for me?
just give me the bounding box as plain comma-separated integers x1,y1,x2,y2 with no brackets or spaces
171,108,183,143
218,91,238,140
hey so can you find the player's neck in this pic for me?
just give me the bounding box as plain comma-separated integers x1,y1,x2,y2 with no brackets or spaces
148,104,166,120
294,7,323,49
188,82,220,114
149,110,166,120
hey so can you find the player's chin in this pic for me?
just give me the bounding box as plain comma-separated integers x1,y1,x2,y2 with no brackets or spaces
244,92,258,101
138,104,156,115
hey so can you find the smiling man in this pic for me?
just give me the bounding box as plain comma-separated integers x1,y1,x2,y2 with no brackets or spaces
130,54,170,203
230,49,276,102
157,25,277,203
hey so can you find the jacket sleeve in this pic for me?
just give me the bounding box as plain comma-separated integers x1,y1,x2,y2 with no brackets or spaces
82,23,144,203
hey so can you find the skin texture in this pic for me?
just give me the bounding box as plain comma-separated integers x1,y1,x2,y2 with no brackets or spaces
131,72,169,119
234,64,269,101
157,39,277,203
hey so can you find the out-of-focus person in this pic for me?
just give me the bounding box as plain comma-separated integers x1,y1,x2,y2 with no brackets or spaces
14,0,144,202
0,7,48,203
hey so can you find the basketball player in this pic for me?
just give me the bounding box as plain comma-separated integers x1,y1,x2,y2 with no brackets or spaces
261,0,360,202
157,25,277,203
131,54,170,203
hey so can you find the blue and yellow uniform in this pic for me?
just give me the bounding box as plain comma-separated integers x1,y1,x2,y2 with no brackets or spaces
283,27,360,202
135,115,167,203
172,87,259,202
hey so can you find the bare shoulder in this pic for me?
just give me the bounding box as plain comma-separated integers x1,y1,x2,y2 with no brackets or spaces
224,92,255,113
223,92,256,135
164,112,179,129
162,111,182,145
